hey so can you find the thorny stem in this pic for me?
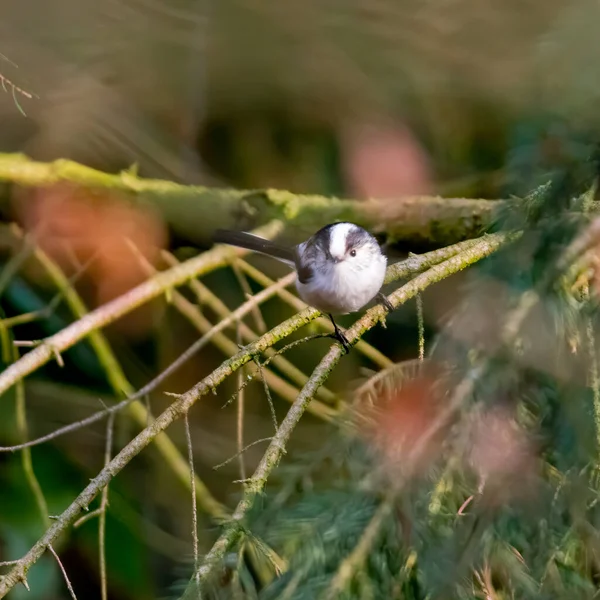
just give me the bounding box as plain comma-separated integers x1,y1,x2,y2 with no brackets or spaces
0,232,510,597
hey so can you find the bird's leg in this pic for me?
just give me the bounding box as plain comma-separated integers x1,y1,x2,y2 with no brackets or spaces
377,292,394,313
328,313,350,354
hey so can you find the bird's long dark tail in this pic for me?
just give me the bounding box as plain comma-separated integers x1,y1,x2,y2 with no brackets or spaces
213,229,296,265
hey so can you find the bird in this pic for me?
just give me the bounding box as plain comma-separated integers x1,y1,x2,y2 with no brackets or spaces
213,222,392,353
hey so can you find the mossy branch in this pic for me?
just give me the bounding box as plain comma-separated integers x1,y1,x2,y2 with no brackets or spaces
0,153,499,245
0,230,510,597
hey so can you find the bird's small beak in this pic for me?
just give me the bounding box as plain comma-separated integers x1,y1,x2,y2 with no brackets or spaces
331,256,343,264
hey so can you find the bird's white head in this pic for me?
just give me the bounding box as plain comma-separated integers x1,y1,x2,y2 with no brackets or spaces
326,222,383,268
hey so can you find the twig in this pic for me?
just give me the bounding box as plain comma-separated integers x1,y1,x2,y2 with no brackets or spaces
417,294,425,361
48,545,78,600
213,438,274,471
232,259,266,333
236,325,247,482
255,358,279,432
98,414,114,600
184,414,200,589
13,344,50,530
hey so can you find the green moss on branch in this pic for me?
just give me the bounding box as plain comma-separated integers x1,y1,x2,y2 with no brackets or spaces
0,153,499,246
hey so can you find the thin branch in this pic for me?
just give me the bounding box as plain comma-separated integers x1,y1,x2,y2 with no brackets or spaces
0,153,500,246
232,259,267,333
212,438,274,471
48,545,78,600
13,344,50,530
98,414,114,600
255,358,279,432
417,294,425,361
184,414,200,589
236,325,247,482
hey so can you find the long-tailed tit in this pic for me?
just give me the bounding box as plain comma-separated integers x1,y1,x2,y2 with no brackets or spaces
214,222,392,352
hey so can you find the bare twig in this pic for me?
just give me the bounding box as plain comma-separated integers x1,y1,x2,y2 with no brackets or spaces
417,294,425,361
13,345,50,530
232,259,266,333
48,545,78,600
212,438,274,471
98,414,114,600
255,358,279,432
184,414,200,589
236,325,247,481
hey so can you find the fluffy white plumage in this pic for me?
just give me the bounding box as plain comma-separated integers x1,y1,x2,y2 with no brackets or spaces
295,223,387,314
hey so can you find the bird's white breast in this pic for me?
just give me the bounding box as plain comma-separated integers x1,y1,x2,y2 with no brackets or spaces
296,253,387,314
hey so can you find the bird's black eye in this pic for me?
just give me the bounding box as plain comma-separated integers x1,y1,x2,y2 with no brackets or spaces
349,249,357,257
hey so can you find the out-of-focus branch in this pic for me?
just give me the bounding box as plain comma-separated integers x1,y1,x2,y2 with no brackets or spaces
0,233,511,598
0,153,498,245
0,220,283,398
